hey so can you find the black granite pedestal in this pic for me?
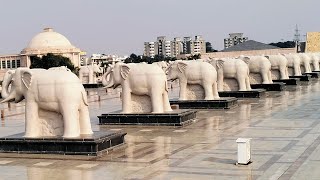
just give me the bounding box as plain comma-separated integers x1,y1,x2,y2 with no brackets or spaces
273,78,300,85
250,82,285,91
303,72,320,78
99,109,197,126
83,84,104,88
289,75,310,81
170,97,238,109
0,131,126,156
218,89,266,98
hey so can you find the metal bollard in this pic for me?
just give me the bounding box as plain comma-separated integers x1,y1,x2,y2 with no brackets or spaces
8,102,11,109
98,96,101,101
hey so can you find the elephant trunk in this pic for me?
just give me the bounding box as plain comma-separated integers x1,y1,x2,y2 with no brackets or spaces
1,73,13,99
102,68,114,88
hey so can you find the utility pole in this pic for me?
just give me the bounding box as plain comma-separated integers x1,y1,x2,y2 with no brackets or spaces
294,24,301,52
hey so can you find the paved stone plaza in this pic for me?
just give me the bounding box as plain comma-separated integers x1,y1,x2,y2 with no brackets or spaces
0,81,320,179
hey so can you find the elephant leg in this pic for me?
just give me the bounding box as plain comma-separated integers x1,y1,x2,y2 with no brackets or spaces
162,91,172,112
245,77,252,90
121,87,132,113
280,67,287,80
151,90,164,113
305,64,311,73
79,104,93,135
212,82,220,99
237,76,247,91
217,74,224,92
89,71,94,84
24,101,40,138
202,81,214,100
92,73,96,83
268,71,273,83
261,72,269,84
61,103,80,138
179,82,187,100
295,65,302,76
315,63,320,71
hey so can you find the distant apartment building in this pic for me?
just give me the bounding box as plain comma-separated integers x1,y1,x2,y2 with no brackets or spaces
224,33,248,49
144,35,205,58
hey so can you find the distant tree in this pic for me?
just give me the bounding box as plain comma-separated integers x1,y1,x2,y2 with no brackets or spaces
124,53,143,63
269,41,296,48
187,54,201,60
206,42,218,52
124,53,178,64
30,53,76,73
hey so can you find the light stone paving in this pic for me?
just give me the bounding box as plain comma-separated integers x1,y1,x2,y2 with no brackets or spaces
0,81,320,179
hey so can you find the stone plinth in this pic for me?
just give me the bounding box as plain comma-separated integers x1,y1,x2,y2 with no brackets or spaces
0,131,126,156
251,83,285,91
303,72,320,78
219,89,266,98
273,78,300,85
170,98,238,109
83,84,103,88
98,110,197,126
289,75,311,81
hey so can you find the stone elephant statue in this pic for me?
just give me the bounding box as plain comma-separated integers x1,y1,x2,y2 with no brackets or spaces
284,54,302,76
166,60,219,100
239,56,273,84
308,53,320,71
299,53,312,73
265,55,289,80
209,58,251,91
1,68,93,138
102,62,172,113
79,63,103,84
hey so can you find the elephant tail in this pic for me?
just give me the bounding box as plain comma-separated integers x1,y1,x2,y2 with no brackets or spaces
81,90,89,106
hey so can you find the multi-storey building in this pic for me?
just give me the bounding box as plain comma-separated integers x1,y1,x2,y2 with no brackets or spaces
144,35,205,58
143,42,157,58
171,37,183,57
224,33,248,49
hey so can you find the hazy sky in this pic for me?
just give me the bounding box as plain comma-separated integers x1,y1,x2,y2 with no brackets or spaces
0,0,319,56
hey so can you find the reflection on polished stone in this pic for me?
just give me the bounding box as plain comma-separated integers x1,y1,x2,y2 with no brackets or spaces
0,81,320,178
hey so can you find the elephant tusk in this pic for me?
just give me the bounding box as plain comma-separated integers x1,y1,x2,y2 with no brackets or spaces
0,90,16,103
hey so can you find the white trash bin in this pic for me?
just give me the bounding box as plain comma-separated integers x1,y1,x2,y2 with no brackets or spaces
236,138,252,165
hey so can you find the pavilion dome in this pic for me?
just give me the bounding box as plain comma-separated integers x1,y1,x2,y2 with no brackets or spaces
21,28,80,55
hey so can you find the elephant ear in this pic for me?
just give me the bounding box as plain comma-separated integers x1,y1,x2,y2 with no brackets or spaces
21,71,32,90
216,60,224,69
177,62,188,73
120,64,131,80
242,57,250,64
